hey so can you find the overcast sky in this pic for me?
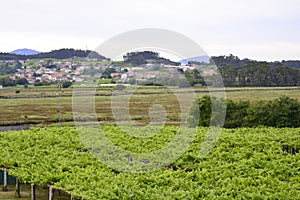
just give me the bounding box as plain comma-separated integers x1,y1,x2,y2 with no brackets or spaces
1,0,299,61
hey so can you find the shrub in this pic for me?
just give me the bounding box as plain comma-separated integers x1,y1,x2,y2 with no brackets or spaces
188,95,226,127
244,101,268,127
189,95,300,128
225,99,250,128
265,96,300,127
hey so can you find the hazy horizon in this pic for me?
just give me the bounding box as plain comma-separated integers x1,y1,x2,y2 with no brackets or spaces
5,47,300,63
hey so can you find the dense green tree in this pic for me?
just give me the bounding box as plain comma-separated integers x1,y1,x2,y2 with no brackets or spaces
16,78,28,85
61,81,72,88
34,80,51,86
131,55,146,66
244,101,269,127
184,69,206,86
225,100,250,128
0,76,16,87
188,95,226,127
100,68,115,79
34,80,42,86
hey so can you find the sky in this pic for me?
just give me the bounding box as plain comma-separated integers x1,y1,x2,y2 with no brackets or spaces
1,0,300,61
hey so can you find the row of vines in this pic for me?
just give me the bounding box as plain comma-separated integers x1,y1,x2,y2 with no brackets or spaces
0,127,299,199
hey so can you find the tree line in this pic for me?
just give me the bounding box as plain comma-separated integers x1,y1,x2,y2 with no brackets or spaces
183,61,300,87
0,76,72,88
189,95,300,128
218,62,300,86
184,55,300,87
211,54,300,69
0,76,28,87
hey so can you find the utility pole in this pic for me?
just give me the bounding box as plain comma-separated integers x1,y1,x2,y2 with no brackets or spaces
58,80,62,127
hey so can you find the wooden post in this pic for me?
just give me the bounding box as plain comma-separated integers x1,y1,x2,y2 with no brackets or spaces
15,178,21,198
49,185,54,200
2,169,8,191
31,184,36,200
71,195,78,200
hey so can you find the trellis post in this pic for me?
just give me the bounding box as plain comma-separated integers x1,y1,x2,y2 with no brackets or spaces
15,178,21,197
2,169,8,191
31,184,36,200
49,185,54,200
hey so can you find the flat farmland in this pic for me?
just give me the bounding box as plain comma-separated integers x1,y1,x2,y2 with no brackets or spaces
0,86,299,126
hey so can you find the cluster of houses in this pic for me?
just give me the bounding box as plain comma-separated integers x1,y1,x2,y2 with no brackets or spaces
9,60,94,84
1,58,211,86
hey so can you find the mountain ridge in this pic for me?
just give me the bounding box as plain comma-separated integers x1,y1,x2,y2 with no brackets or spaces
179,56,210,64
0,48,107,60
1,49,300,69
10,48,40,55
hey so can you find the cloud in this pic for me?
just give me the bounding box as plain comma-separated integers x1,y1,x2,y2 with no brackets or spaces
1,0,299,60
1,31,103,52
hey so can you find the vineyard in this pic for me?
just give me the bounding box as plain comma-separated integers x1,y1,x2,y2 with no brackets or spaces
1,126,300,199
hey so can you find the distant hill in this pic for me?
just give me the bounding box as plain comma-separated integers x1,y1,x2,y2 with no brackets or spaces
29,48,107,60
0,48,107,60
123,51,180,66
10,48,40,55
179,56,210,65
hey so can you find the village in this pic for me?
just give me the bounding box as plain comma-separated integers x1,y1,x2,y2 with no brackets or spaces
0,58,212,87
